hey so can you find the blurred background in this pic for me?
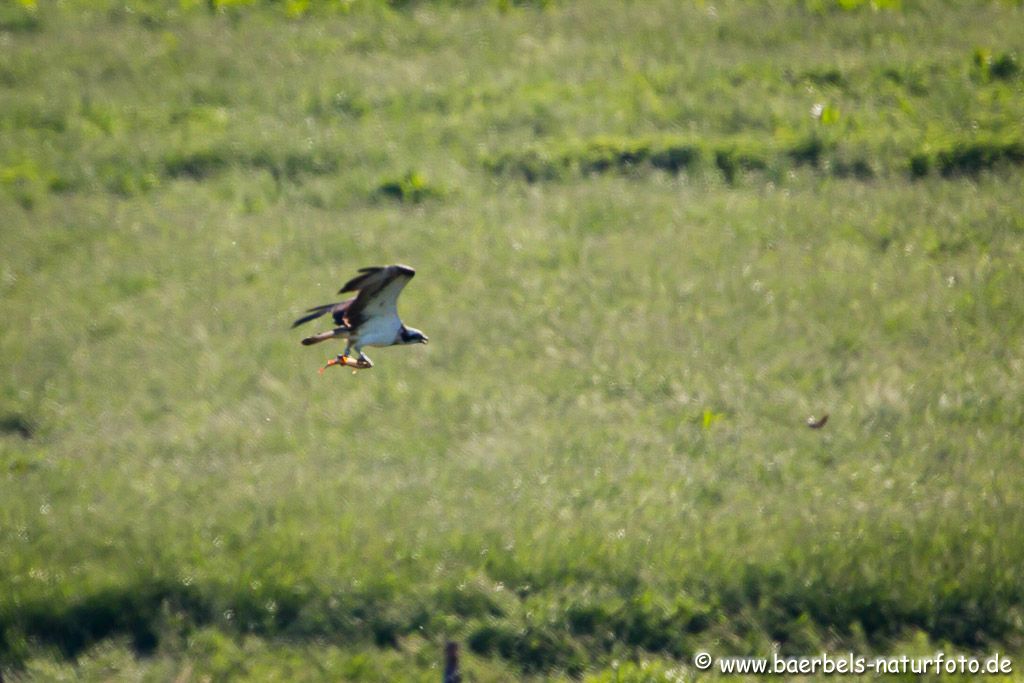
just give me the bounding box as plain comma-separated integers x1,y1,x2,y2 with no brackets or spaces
2,0,1023,680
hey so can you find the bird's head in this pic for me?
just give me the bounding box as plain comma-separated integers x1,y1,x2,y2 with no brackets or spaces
399,326,429,345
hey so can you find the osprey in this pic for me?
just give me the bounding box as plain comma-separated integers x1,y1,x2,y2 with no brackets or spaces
292,264,428,372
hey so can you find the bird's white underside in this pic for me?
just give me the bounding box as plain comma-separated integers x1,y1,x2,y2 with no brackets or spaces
341,313,403,348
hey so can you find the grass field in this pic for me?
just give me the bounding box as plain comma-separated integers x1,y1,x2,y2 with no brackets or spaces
2,0,1024,680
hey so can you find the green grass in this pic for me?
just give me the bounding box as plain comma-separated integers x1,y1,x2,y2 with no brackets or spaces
2,0,1024,679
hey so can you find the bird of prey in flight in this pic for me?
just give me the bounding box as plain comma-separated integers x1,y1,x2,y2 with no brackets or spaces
292,264,428,373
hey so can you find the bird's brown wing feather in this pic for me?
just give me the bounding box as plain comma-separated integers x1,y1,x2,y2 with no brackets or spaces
342,265,416,327
293,264,415,330
328,298,356,326
337,267,385,294
290,297,355,328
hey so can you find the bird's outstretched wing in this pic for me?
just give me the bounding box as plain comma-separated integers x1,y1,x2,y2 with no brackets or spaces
340,264,416,327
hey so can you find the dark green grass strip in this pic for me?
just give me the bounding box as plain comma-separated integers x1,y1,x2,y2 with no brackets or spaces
910,138,1024,178
483,133,856,183
162,147,341,182
18,146,347,198
2,568,1021,674
487,134,1024,184
484,135,706,182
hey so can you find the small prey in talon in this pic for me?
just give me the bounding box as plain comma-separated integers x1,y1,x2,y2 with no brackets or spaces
319,353,373,374
292,264,428,375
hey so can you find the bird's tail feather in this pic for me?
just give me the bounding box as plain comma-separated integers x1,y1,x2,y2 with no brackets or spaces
301,329,342,345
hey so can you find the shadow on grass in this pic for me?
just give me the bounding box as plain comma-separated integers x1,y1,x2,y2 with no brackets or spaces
2,567,1020,674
